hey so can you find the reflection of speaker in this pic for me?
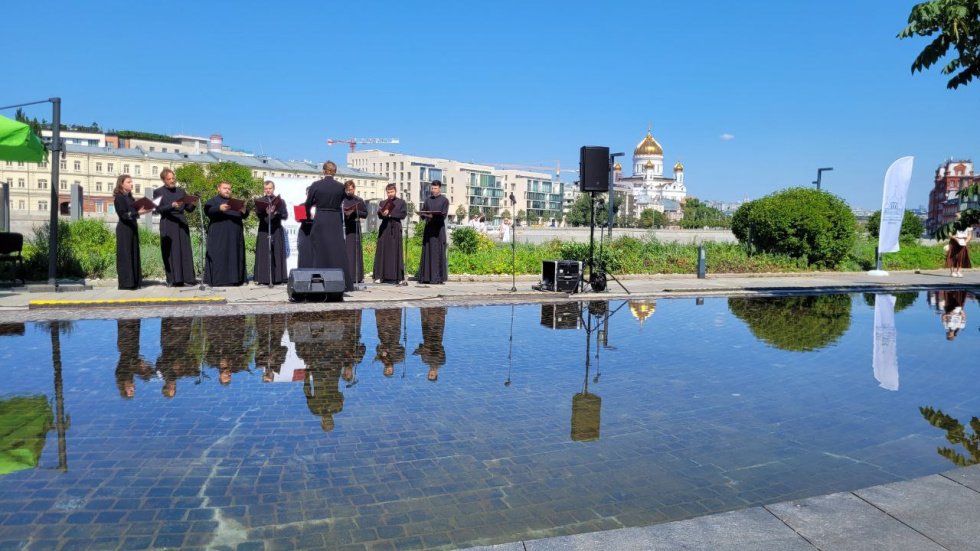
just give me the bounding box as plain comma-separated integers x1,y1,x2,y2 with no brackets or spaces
287,268,345,302
0,323,25,336
540,302,582,330
579,146,610,192
290,321,344,343
571,392,601,442
540,260,582,293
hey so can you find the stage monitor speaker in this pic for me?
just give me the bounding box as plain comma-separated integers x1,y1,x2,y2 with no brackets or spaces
541,259,582,293
287,268,345,302
540,302,582,330
579,146,610,192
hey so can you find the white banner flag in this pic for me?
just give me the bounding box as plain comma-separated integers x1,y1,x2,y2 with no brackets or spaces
264,176,318,273
872,294,899,391
878,157,915,254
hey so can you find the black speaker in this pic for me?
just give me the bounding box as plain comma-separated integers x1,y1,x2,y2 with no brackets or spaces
287,268,345,302
540,302,582,330
540,260,582,293
580,146,610,192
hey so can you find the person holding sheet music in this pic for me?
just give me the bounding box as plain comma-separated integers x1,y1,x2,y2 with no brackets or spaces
153,168,198,287
203,181,249,287
373,183,406,284
114,174,152,290
254,180,288,285
343,180,368,284
418,179,450,284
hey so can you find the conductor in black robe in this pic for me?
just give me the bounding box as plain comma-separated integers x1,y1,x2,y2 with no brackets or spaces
373,183,406,284
254,180,289,285
290,312,347,432
298,185,315,268
375,308,405,378
418,180,450,284
153,168,197,287
305,161,352,291
113,174,150,290
342,180,368,284
414,307,447,382
203,181,249,287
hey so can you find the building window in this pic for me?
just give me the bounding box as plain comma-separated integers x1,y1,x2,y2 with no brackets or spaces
17,162,24,167
134,166,141,175
60,160,66,170
135,184,141,194
152,166,158,176
39,162,47,168
60,180,67,190
3,161,10,166
175,148,180,153
18,179,25,188
96,162,103,172
38,179,47,189
162,148,168,153
149,147,155,152
38,201,48,211
123,164,130,173
108,163,114,173
73,161,81,171
96,182,102,192
18,200,25,210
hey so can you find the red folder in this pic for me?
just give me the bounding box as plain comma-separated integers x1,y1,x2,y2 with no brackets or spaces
294,204,309,221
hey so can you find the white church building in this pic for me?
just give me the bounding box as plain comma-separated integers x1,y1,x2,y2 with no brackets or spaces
613,126,687,207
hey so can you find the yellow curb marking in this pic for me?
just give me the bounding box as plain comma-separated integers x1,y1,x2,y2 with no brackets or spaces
29,297,227,306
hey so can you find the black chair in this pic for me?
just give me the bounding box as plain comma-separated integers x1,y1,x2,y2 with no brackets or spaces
0,232,25,285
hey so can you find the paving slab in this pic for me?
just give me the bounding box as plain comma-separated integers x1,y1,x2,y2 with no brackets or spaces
765,492,945,551
464,544,525,551
855,474,980,551
942,464,980,492
523,508,813,551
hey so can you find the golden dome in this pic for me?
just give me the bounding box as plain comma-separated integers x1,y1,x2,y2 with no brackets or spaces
674,160,684,172
644,160,654,169
613,162,622,171
629,300,656,329
634,129,664,157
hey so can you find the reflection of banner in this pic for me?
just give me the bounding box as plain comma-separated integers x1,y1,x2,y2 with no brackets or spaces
873,294,899,391
265,176,318,272
878,157,914,254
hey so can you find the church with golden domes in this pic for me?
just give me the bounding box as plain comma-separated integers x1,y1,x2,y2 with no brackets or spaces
613,125,687,206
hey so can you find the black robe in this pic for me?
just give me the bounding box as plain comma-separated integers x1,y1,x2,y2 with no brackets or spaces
305,177,351,291
374,308,405,375
156,317,202,396
203,196,249,287
153,185,197,286
254,314,289,378
343,195,368,283
290,312,350,432
115,319,151,398
414,307,447,379
418,195,450,284
373,197,406,282
114,193,142,290
297,219,314,268
254,196,289,285
204,315,252,383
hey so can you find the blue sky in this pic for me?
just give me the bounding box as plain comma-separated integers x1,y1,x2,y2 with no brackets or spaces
6,0,978,208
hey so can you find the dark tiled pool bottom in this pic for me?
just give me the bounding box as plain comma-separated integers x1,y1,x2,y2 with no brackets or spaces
1,292,979,550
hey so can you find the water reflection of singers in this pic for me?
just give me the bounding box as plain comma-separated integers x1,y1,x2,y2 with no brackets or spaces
940,290,968,341
115,319,153,399
289,312,351,432
375,309,405,378
255,314,289,383
414,307,447,382
156,317,200,398
205,316,252,385
341,311,366,385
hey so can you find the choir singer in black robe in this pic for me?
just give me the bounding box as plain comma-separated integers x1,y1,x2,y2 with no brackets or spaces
203,181,249,287
373,183,406,284
305,161,352,291
414,307,447,382
113,174,151,290
343,180,368,284
153,168,197,287
375,308,405,378
254,180,288,285
418,180,450,284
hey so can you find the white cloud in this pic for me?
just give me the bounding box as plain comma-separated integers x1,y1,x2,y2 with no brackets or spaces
719,133,735,141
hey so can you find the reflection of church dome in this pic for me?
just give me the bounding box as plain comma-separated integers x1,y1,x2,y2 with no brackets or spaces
613,162,622,171
674,161,684,172
629,300,656,329
635,130,664,156
644,160,654,169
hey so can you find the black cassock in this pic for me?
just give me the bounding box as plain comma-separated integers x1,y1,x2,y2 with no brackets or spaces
290,311,350,432
254,196,289,285
156,317,200,395
203,196,249,286
305,177,352,291
414,307,447,379
418,195,450,284
153,185,197,286
254,314,289,378
373,197,406,282
114,192,142,290
343,195,368,283
297,218,314,268
374,308,405,375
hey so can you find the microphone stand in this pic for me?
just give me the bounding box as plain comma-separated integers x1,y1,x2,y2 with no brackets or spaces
197,198,209,291
505,304,514,386
265,199,275,289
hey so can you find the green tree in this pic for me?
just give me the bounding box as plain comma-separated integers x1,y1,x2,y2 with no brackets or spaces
455,205,467,222
731,188,856,267
469,206,481,219
639,208,669,228
566,193,620,227
679,198,730,228
865,210,925,242
920,406,980,466
175,161,262,233
500,209,511,220
526,210,540,226
728,294,852,352
899,0,980,89
516,209,526,226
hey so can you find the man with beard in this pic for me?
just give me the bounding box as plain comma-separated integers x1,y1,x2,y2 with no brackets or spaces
373,184,406,284
254,180,288,285
342,180,368,284
418,180,449,284
203,181,249,286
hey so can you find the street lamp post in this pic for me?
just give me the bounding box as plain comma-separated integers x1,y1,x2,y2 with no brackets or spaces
815,167,833,191
607,152,624,238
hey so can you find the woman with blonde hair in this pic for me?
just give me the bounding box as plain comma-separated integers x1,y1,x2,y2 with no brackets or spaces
113,174,151,289
946,215,972,278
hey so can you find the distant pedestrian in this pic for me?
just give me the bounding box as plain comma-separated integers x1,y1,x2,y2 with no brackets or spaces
946,216,972,278
499,218,513,243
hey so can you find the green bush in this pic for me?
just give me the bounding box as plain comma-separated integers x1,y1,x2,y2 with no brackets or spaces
728,294,852,352
451,226,480,254
731,187,856,267
865,210,924,242
23,220,114,279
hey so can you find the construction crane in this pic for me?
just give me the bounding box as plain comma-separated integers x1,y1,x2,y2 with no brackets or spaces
487,160,579,181
327,137,401,153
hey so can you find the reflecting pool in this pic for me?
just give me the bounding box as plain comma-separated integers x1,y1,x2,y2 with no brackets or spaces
1,290,978,550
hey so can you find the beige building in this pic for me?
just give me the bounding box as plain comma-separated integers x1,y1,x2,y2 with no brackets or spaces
0,145,384,225
347,150,563,224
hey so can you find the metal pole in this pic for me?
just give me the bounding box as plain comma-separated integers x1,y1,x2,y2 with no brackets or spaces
0,182,9,232
48,98,61,287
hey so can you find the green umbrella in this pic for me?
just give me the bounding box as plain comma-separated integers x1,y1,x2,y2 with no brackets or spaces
0,115,48,163
0,395,53,475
